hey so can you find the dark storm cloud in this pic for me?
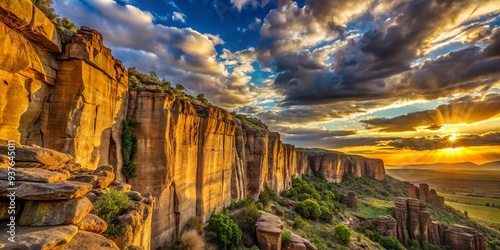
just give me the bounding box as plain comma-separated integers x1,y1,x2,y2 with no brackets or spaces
386,132,500,150
267,0,500,106
361,93,500,132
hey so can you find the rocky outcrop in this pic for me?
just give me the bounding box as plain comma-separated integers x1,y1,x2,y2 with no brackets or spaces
372,216,397,238
0,1,127,171
255,211,317,250
0,145,152,250
45,26,128,171
282,233,317,250
393,197,431,246
392,197,486,250
406,182,445,208
306,150,385,182
0,0,59,144
256,212,283,250
445,224,487,250
341,191,359,208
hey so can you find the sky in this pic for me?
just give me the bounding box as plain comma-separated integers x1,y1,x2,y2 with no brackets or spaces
53,0,500,165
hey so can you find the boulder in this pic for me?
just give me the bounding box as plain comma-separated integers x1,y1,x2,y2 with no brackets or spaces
0,145,71,167
76,214,108,234
69,166,115,189
113,183,132,192
20,197,92,226
85,191,98,203
0,225,78,250
63,163,82,173
0,168,69,183
255,211,283,250
0,180,92,200
282,233,318,250
53,231,119,250
126,191,144,202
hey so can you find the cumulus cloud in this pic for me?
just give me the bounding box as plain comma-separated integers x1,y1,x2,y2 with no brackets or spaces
172,11,186,23
231,0,271,11
361,93,500,132
267,0,500,106
248,17,262,30
54,0,262,108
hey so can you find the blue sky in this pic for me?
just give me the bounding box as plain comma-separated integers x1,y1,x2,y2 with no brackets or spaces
53,0,500,164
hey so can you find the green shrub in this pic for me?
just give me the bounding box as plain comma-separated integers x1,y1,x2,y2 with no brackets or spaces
228,197,254,210
295,199,322,219
378,236,405,250
206,213,242,250
282,229,292,244
95,188,132,239
333,224,351,245
233,202,261,234
319,206,334,223
121,116,140,182
259,191,270,207
298,193,311,201
293,216,308,229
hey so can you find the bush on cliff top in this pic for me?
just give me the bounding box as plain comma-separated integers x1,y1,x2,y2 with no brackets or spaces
121,116,140,182
32,0,77,43
95,188,132,239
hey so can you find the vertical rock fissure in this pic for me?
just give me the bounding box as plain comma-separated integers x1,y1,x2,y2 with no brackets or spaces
196,117,206,217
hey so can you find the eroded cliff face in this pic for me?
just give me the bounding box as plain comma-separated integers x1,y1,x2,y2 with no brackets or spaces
127,90,387,249
0,0,128,171
306,150,385,183
44,27,128,171
0,0,60,144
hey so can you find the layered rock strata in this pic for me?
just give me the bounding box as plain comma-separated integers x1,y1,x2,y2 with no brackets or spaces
391,197,486,250
0,144,153,250
406,182,445,208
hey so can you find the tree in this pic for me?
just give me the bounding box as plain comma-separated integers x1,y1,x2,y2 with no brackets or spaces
295,199,322,219
333,224,351,245
175,84,186,91
196,93,209,104
149,71,159,80
206,213,242,250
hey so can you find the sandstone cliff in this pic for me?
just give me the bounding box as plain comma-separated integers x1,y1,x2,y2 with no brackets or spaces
0,2,388,249
125,89,387,248
0,0,128,172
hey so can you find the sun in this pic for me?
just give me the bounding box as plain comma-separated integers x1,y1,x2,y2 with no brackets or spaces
449,134,458,142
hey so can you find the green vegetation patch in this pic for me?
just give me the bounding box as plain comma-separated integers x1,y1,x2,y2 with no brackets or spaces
121,116,140,182
95,188,132,239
